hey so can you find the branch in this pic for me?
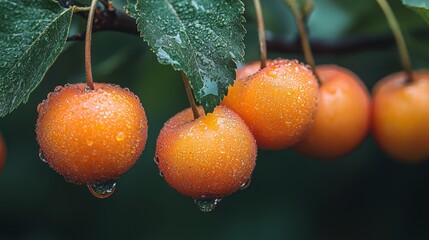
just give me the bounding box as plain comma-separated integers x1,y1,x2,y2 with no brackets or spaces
62,0,429,55
60,0,138,41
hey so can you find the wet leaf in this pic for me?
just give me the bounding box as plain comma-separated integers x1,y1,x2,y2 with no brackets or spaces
403,0,429,24
136,0,245,113
0,0,72,116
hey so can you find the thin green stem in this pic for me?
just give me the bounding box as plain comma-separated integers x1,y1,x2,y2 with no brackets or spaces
85,0,98,90
377,0,414,83
303,0,314,22
253,0,267,69
180,71,200,119
285,0,321,85
72,6,91,13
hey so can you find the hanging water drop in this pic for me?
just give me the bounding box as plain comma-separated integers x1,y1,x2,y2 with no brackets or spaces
240,178,252,190
87,180,117,199
193,198,222,212
159,171,164,178
38,149,47,163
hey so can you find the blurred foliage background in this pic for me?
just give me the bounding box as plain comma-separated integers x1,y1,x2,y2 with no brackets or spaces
1,0,429,239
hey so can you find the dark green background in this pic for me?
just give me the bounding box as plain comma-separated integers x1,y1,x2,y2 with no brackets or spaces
1,0,429,239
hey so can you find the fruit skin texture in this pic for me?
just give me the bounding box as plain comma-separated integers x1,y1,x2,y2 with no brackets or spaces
156,106,257,199
222,59,319,150
0,133,5,172
36,83,148,184
294,65,371,159
372,71,429,162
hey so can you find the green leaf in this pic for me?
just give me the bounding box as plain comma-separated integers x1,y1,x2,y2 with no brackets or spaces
403,0,429,23
136,0,245,113
0,0,73,117
123,0,139,19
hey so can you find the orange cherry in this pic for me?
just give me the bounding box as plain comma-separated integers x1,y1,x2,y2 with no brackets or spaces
294,65,371,159
36,83,148,185
372,71,429,162
155,106,256,210
223,59,319,149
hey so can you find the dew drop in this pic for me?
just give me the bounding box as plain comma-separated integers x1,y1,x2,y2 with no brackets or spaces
37,103,43,113
240,178,252,190
38,149,47,163
159,171,164,178
116,132,125,141
84,86,91,92
86,139,94,146
54,86,63,92
193,198,222,212
64,175,74,183
87,180,117,199
153,156,159,165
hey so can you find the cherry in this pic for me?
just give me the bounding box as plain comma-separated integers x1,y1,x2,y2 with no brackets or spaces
294,65,371,159
155,106,256,204
36,83,148,184
222,59,319,149
372,71,429,162
0,133,6,172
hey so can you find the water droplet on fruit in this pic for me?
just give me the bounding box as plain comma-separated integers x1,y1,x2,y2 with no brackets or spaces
38,149,47,163
159,171,164,178
154,156,159,165
240,178,252,190
54,86,63,92
116,132,125,141
193,198,222,212
84,86,91,92
86,139,94,146
37,103,43,113
87,180,117,199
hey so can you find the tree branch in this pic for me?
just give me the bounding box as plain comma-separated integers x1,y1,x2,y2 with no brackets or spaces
62,0,429,55
60,0,138,41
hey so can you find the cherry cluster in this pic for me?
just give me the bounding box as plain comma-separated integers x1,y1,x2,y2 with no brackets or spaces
0,0,427,213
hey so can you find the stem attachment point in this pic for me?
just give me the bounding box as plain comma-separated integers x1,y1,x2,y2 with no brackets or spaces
377,0,414,83
253,0,267,69
286,0,321,85
85,0,99,90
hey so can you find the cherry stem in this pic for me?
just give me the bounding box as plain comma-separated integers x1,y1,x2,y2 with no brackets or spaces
377,0,414,83
253,0,267,69
85,0,98,90
302,0,314,21
286,0,321,85
180,71,200,119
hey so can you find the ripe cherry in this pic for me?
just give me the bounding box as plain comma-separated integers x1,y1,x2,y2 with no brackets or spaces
372,71,429,162
294,65,371,159
0,133,6,172
155,106,256,211
222,59,319,150
36,83,148,185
